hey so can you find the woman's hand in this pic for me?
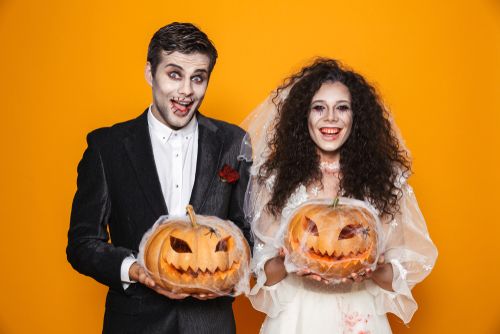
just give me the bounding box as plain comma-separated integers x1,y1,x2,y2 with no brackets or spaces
341,255,394,291
263,249,288,286
293,246,331,284
295,268,332,284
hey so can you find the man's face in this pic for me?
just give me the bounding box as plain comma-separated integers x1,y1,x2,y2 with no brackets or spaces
146,51,210,129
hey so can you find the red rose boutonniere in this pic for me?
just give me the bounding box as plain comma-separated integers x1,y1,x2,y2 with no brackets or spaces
218,164,240,184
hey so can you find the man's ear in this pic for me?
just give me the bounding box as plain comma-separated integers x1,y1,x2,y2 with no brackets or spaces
145,62,153,86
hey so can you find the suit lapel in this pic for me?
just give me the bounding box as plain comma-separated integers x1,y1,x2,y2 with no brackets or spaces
123,111,168,219
189,114,224,212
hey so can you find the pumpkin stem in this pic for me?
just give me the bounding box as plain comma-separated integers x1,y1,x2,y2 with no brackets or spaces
186,205,198,227
330,197,340,208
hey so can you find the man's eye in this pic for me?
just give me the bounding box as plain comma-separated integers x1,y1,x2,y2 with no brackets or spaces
168,72,181,79
191,76,204,84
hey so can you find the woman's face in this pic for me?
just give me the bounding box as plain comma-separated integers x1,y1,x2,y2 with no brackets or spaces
307,81,353,160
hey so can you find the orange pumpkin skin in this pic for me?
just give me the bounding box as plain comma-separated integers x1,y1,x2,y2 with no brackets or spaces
144,206,250,294
285,201,378,280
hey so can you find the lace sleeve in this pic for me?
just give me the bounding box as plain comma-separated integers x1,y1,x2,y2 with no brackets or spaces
244,172,299,317
366,181,438,324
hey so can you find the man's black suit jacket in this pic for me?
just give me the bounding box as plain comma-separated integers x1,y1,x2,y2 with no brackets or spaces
67,110,252,333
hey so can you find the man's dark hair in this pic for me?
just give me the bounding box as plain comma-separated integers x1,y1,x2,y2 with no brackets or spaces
147,22,218,77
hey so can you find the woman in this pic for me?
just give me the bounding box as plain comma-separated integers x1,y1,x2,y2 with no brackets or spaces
241,58,437,333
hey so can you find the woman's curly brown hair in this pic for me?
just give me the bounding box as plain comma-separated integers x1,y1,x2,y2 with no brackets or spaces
259,58,411,218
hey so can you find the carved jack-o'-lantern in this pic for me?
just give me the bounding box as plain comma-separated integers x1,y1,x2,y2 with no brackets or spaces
143,205,250,294
285,198,379,280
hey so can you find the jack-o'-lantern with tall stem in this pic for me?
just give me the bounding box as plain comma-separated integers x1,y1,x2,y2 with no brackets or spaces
141,205,250,295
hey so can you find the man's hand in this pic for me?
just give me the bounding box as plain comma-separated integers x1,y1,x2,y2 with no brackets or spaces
191,293,219,300
128,262,189,300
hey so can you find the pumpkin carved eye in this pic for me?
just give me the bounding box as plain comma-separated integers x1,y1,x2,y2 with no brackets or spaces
170,236,192,253
215,236,231,252
303,217,319,236
338,224,362,240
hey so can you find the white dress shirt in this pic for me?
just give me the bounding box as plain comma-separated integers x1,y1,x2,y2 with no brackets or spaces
148,108,198,216
120,107,199,288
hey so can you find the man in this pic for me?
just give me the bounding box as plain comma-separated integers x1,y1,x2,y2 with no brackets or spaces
67,22,251,334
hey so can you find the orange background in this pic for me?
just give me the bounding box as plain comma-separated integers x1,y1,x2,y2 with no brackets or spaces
1,0,499,333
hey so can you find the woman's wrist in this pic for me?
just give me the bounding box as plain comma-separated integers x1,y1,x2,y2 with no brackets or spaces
264,256,287,286
371,263,394,291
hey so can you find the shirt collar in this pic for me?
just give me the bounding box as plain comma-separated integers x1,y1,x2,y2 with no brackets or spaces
147,105,198,141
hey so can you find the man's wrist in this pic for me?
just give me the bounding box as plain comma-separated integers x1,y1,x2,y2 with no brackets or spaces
121,256,138,283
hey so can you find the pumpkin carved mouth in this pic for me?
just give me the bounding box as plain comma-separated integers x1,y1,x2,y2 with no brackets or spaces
164,261,241,279
306,247,371,262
